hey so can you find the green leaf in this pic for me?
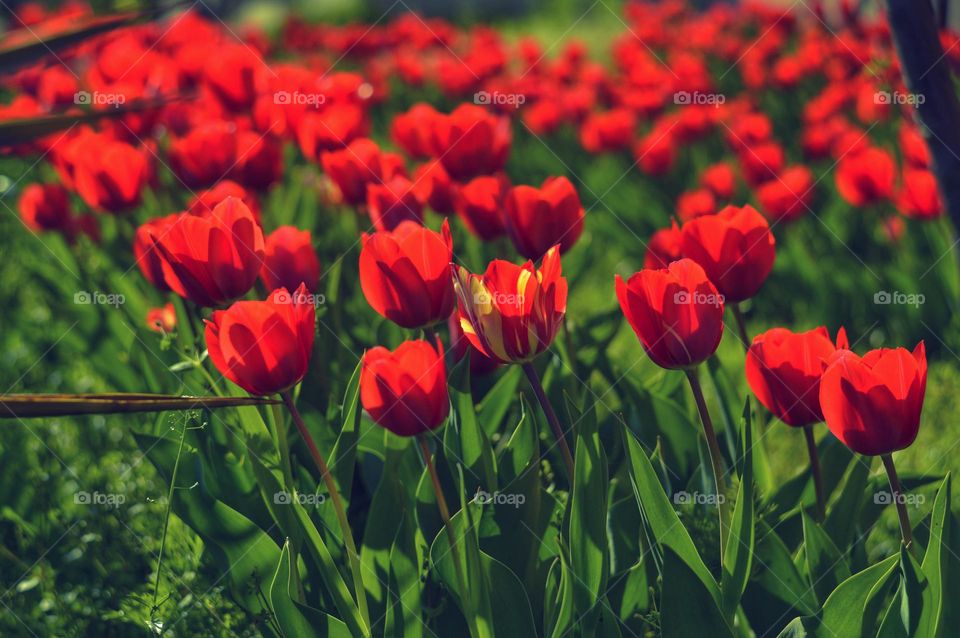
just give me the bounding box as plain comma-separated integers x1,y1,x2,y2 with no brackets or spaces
661,546,734,637
329,359,363,503
447,358,498,494
721,399,755,618
383,509,423,638
802,510,851,605
477,366,522,438
269,542,352,638
823,457,872,550
753,521,819,616
567,398,609,632
620,426,717,599
0,392,277,418
917,474,952,637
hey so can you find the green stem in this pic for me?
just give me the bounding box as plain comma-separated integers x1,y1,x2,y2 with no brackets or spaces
880,453,914,550
685,367,729,558
281,392,371,636
270,399,296,493
151,417,188,620
521,361,575,480
417,435,481,638
803,424,826,521
731,303,751,352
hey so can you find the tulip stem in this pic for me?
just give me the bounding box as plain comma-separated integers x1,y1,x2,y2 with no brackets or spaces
281,392,371,636
684,368,729,557
803,424,826,521
417,435,480,638
880,453,914,549
521,362,576,480
731,304,751,352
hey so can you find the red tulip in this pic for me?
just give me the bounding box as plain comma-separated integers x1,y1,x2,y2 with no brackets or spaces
296,104,368,162
644,221,682,270
428,103,511,181
360,219,454,329
360,338,449,437
134,213,178,291
738,142,785,186
18,183,74,237
899,125,930,169
836,146,895,207
447,312,501,377
452,245,567,364
701,162,737,200
745,326,848,427
187,180,261,222
503,176,584,259
819,343,927,456
150,197,264,307
73,138,149,213
146,303,177,333
261,226,320,293
756,165,814,223
202,43,259,111
412,161,455,215
321,138,406,207
453,173,509,241
391,103,439,159
634,126,676,176
205,283,316,395
367,176,425,232
579,108,636,153
677,188,717,222
233,131,283,191
896,169,942,220
680,204,776,303
615,259,725,370
169,121,237,189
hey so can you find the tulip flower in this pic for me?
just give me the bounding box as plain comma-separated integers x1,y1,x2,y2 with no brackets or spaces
150,197,264,307
204,283,315,396
819,342,927,546
412,161,455,215
503,176,584,260
233,131,283,192
169,121,237,189
146,303,177,334
835,146,895,207
187,180,262,222
680,203,776,347
360,338,449,437
616,258,728,549
579,108,636,153
18,183,75,239
643,221,683,270
296,104,368,162
359,219,454,329
321,138,406,207
134,213,178,292
453,246,573,476
896,169,942,220
391,103,440,159
677,188,717,222
260,226,321,293
428,103,511,181
745,326,849,518
452,173,509,241
73,138,149,213
756,165,814,223
366,176,425,232
700,162,737,201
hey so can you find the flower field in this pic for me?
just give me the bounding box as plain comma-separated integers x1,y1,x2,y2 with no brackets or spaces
2,0,960,636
